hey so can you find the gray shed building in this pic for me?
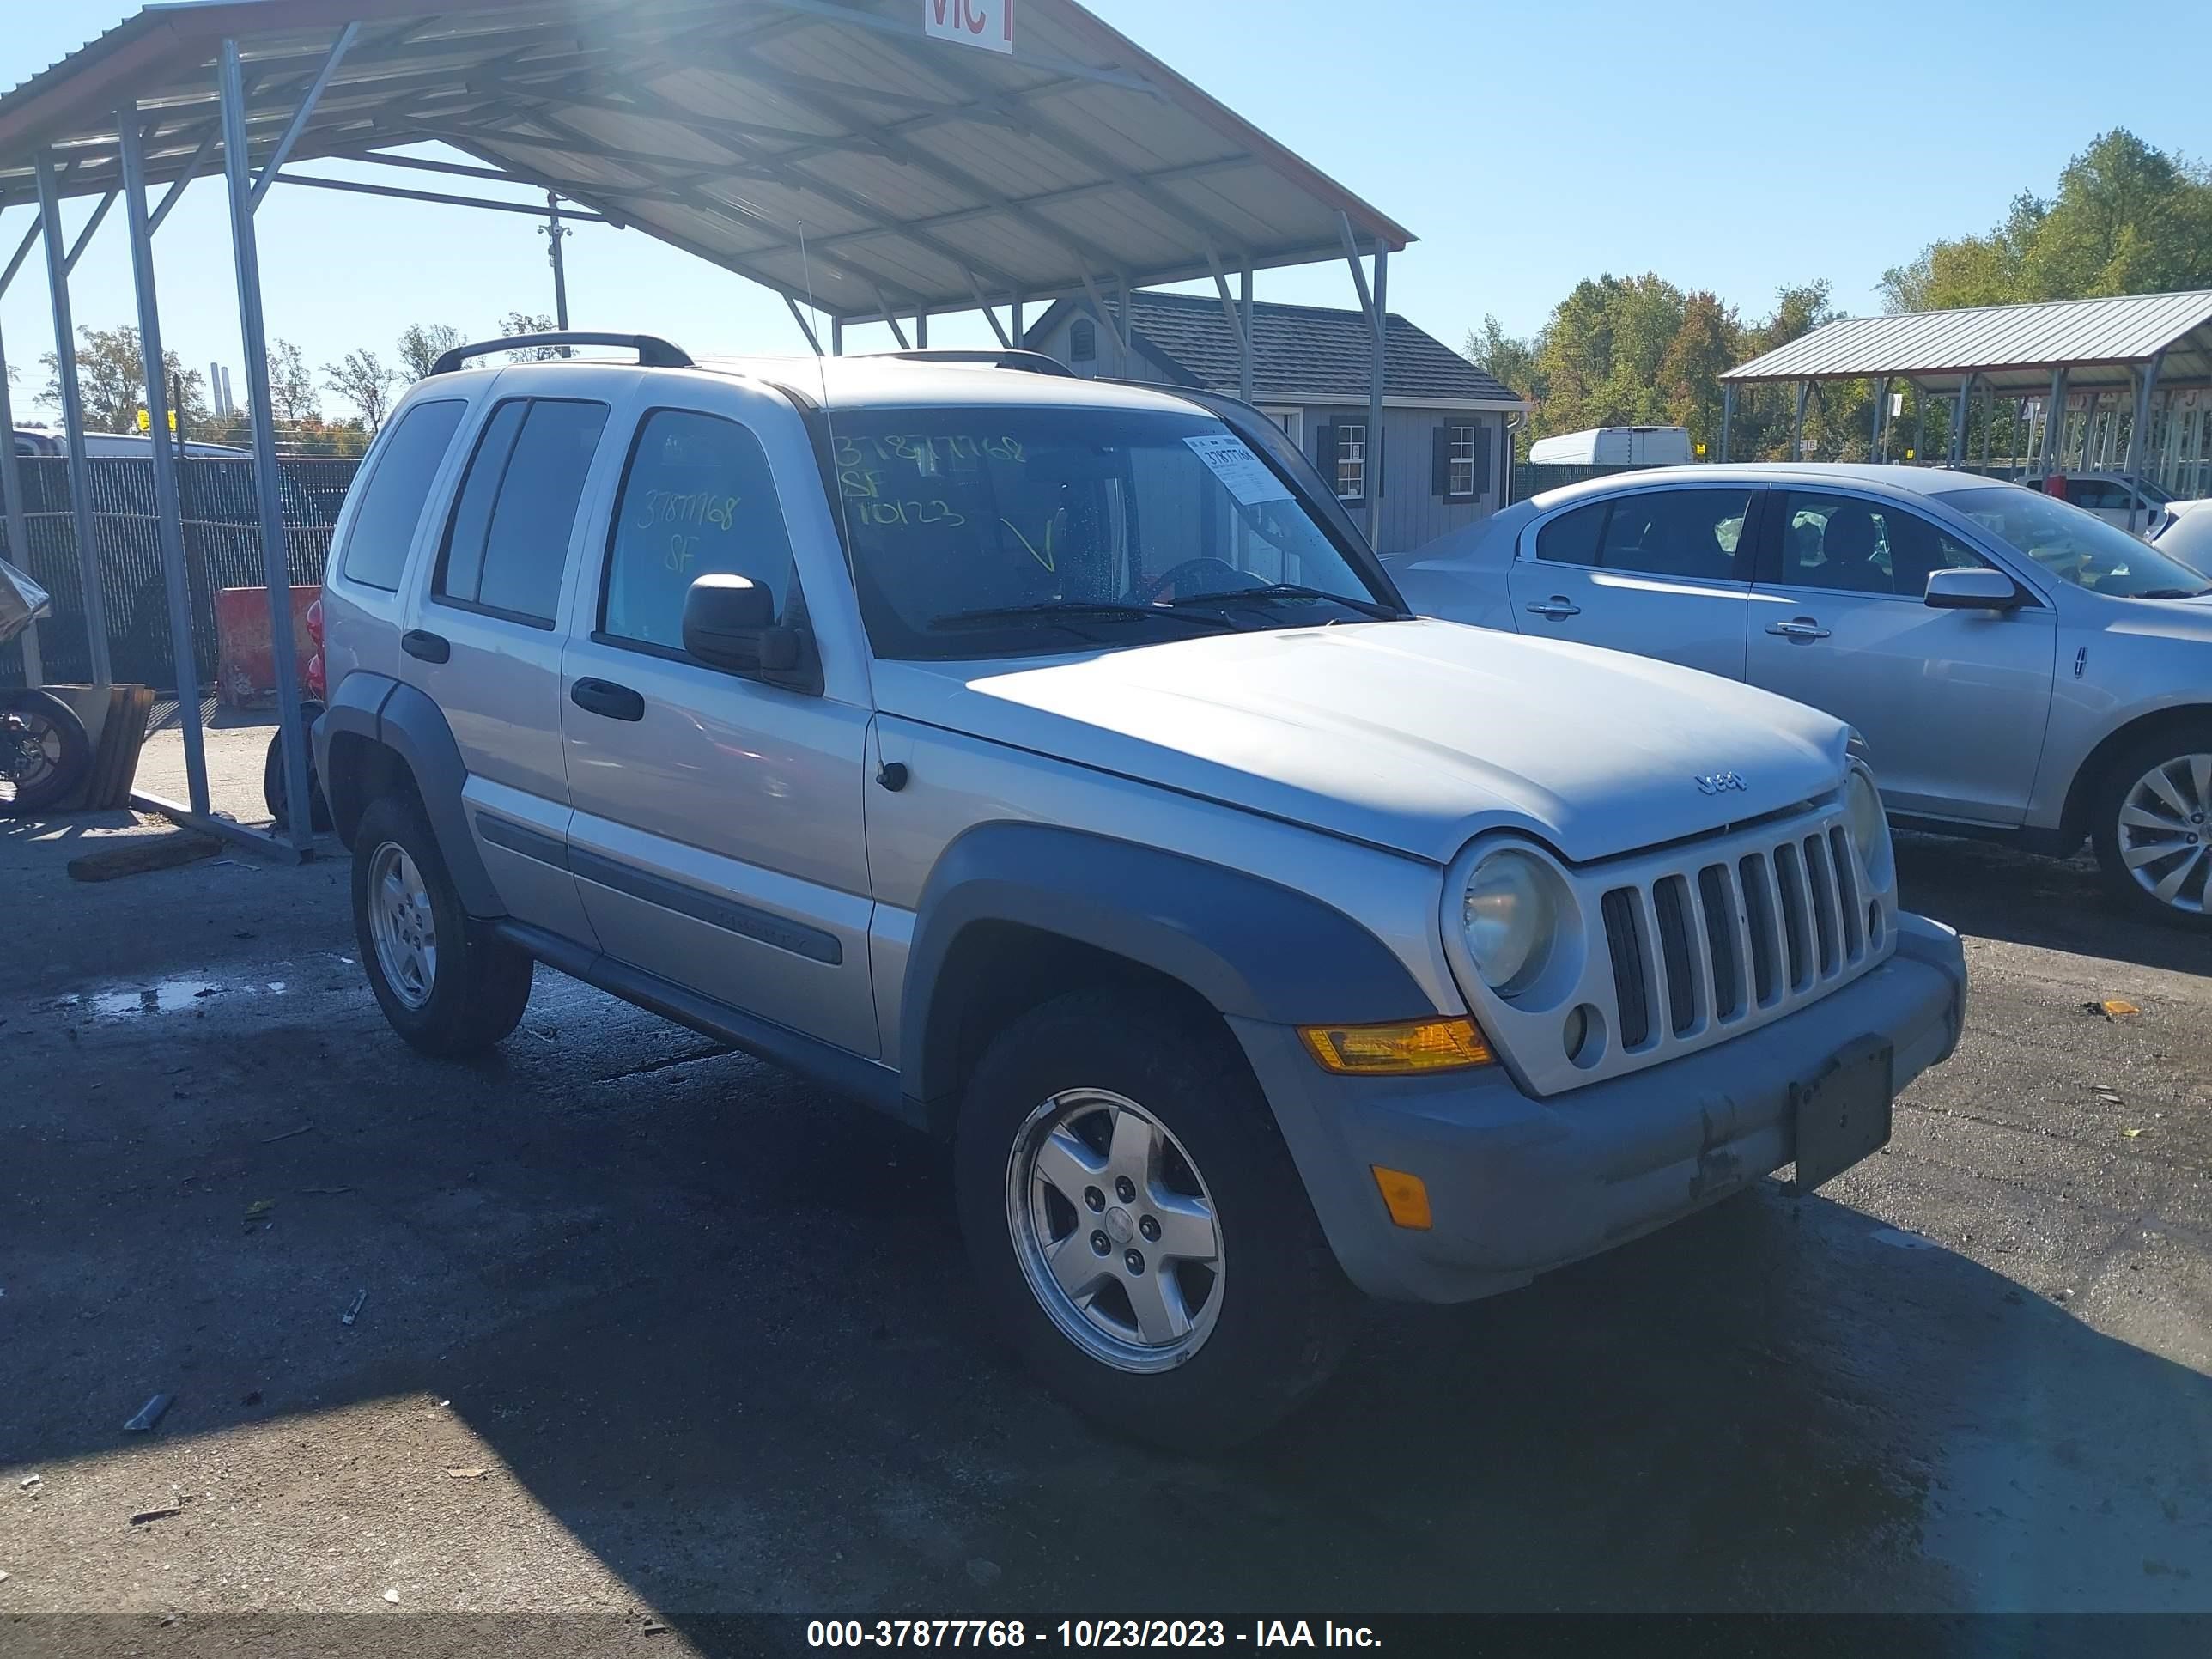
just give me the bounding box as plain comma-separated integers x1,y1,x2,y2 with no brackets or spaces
1024,291,1529,556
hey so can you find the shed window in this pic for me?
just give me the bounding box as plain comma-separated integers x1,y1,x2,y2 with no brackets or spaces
1070,319,1097,364
1448,424,1477,499
1334,422,1367,502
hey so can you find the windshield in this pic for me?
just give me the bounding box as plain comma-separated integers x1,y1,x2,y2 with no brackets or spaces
1943,487,2212,599
825,405,1398,659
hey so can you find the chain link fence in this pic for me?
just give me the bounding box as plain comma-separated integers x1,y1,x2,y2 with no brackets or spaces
0,455,360,689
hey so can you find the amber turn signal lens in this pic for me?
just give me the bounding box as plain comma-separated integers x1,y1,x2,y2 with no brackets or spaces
1370,1165,1433,1231
1296,1017,1493,1074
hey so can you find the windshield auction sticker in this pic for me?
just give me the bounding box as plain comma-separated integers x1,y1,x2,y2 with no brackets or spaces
1182,434,1293,506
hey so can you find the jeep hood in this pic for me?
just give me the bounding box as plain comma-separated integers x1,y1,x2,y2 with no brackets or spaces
872,619,1850,866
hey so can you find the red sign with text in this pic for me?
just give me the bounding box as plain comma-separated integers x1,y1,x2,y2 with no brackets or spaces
924,0,1014,54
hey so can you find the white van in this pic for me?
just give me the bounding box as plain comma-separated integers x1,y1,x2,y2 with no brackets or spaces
1528,426,1693,466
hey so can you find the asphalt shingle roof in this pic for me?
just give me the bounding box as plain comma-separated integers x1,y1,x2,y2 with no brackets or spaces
1038,290,1525,406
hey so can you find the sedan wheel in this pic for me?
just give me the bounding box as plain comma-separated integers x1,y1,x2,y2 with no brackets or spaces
2115,751,2212,915
1005,1087,1224,1373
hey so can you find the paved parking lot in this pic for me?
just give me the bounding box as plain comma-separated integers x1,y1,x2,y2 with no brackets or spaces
2,811,2208,1645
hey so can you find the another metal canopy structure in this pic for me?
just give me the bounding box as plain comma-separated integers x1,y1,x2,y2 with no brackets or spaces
0,0,1417,858
1717,290,2212,489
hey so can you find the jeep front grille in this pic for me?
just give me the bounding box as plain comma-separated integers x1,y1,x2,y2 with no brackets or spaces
1598,823,1870,1055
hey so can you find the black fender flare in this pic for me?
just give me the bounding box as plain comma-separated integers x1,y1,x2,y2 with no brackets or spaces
320,671,504,917
902,821,1438,1109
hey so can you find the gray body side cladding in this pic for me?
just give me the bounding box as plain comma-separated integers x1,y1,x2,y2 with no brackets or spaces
901,821,1440,1113
319,670,504,918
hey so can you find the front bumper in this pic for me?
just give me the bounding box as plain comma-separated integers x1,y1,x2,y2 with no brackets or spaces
1236,912,1967,1303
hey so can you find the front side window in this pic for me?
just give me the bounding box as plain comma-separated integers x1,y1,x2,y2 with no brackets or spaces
1944,485,2211,599
1773,491,1984,597
602,410,796,656
1334,423,1367,501
337,398,466,592
827,405,1396,660
435,398,610,624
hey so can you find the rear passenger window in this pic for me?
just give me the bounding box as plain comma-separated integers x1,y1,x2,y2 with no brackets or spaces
600,410,796,656
434,398,609,625
337,398,466,591
1535,501,1607,565
1596,489,1753,581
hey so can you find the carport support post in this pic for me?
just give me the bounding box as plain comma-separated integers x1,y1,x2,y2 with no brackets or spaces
1238,263,1255,405
2124,350,2164,536
35,150,112,686
1871,377,1889,463
1719,384,1735,463
2039,367,2068,478
220,38,313,858
1913,381,1927,465
830,316,842,356
1791,381,1808,459
0,306,40,685
119,109,209,817
1950,375,1972,466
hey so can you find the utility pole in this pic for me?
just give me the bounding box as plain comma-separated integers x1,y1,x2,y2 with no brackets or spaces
540,191,572,353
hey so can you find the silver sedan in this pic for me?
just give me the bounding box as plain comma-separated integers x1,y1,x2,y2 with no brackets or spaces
1389,464,2212,928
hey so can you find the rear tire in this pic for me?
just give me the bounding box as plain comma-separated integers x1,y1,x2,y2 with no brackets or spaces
264,700,332,833
2088,726,2212,930
0,688,94,815
352,793,533,1055
953,988,1355,1451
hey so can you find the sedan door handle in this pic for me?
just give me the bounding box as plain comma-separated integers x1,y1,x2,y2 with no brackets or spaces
570,677,645,722
1766,618,1832,641
399,629,450,664
1525,597,1582,621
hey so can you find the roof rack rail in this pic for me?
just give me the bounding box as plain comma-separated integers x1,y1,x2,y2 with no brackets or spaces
860,348,1074,378
429,332,695,374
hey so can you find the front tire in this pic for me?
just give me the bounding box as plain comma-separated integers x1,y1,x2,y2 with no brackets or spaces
2090,728,2212,929
953,988,1354,1451
351,793,533,1055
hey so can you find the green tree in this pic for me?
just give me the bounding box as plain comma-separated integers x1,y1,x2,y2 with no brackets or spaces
496,311,560,362
1881,130,2212,312
320,349,399,432
396,322,463,383
266,339,322,430
38,324,210,435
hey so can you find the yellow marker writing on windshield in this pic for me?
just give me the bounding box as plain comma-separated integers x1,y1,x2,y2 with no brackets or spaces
1001,516,1055,573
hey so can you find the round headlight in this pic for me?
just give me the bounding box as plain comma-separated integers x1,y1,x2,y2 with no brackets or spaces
1845,768,1887,868
1462,849,1558,992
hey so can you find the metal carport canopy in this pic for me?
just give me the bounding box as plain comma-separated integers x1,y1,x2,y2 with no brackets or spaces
0,0,1414,324
1719,290,2212,397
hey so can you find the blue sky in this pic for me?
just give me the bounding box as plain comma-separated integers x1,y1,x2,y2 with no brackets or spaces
3,0,2206,421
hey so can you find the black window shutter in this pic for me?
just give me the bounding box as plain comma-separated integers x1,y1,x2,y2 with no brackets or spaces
1313,420,1334,484
1431,424,1449,497
1474,422,1492,501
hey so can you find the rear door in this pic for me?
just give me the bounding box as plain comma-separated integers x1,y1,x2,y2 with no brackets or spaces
1507,483,1759,678
1746,487,2057,823
402,390,615,944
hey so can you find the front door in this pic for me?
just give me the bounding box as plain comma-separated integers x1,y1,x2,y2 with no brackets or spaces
560,390,879,1058
1747,487,2057,823
403,392,611,943
1508,484,1759,679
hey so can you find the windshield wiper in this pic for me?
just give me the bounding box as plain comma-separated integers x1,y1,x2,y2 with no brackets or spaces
929,599,1238,634
1160,581,1406,621
2134,586,2212,600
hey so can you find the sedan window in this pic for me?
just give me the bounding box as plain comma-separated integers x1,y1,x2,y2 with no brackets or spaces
1773,491,1984,597
1534,489,1752,582
1946,486,2212,599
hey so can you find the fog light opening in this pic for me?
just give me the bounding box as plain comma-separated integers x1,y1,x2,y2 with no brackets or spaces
1565,1002,1607,1070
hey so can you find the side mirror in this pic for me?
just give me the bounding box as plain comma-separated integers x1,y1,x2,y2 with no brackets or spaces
1924,568,2024,611
682,574,804,678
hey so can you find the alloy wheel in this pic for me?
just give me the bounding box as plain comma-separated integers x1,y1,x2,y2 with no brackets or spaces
366,840,439,1008
1004,1088,1224,1373
2117,752,2212,915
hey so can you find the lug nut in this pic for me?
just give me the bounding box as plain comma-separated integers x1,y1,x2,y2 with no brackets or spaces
1139,1215,1161,1243
1124,1249,1145,1275
1115,1176,1137,1203
1090,1231,1109,1256
1084,1186,1105,1212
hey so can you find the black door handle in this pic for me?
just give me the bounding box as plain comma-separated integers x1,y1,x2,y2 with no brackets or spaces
400,629,449,664
570,678,645,722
